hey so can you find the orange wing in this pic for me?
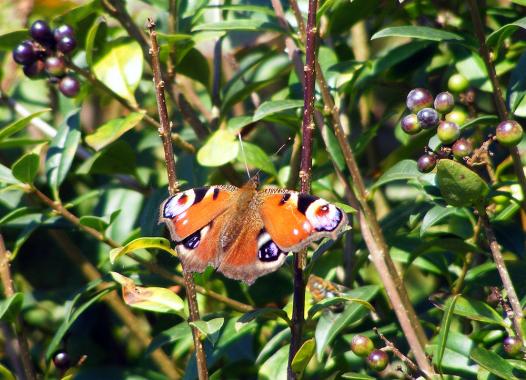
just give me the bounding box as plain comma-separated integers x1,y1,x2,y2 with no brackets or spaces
259,190,348,252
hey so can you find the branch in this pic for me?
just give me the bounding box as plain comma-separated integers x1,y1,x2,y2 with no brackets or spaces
147,19,208,380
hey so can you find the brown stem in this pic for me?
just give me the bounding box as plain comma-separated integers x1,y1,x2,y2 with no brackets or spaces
466,0,526,213
0,235,36,380
283,0,434,374
147,19,208,380
288,1,318,378
48,230,182,379
479,210,524,342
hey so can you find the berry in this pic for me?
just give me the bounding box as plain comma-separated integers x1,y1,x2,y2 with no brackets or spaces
445,108,468,126
366,349,389,371
496,120,523,147
57,36,76,54
30,20,54,45
406,88,433,113
503,336,523,356
437,121,460,144
52,350,71,370
54,25,75,41
12,40,36,65
45,56,66,76
417,154,436,173
452,138,472,159
23,60,45,79
417,107,440,129
59,76,80,97
434,91,455,114
401,114,422,135
448,73,469,93
351,335,375,357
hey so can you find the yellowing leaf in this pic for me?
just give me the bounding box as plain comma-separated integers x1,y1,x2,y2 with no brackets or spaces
85,112,145,151
109,237,177,264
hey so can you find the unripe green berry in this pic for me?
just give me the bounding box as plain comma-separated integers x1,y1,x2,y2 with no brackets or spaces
448,73,469,93
445,108,468,126
351,335,375,357
437,121,460,144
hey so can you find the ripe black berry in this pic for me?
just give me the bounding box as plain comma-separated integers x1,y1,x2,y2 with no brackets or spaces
351,335,375,357
13,40,36,65
52,350,71,370
54,25,75,41
57,36,76,54
434,91,455,114
30,20,54,45
503,336,522,356
59,76,80,97
417,107,439,129
366,349,389,371
406,88,433,113
23,60,46,79
45,56,66,76
417,154,436,173
401,114,422,135
452,138,472,159
496,120,524,147
437,121,460,144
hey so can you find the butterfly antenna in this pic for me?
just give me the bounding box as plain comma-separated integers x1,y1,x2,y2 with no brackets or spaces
238,133,251,180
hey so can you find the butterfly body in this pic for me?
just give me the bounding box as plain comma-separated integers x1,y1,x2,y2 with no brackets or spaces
159,178,347,284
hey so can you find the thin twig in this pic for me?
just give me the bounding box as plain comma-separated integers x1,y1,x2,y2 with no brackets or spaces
479,210,524,342
0,234,36,380
466,0,526,213
288,0,318,378
147,19,208,380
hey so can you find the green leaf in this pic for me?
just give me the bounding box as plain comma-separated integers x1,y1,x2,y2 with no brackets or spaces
291,338,315,374
79,215,109,232
197,130,239,167
308,296,375,320
435,295,461,372
11,153,39,184
11,219,40,261
0,164,20,185
371,26,463,42
0,293,24,322
428,115,499,150
111,272,186,316
470,347,519,380
454,50,492,92
253,99,304,122
85,112,144,151
189,318,224,345
436,159,489,208
258,344,288,380
146,322,192,355
507,52,526,117
240,142,277,176
193,19,281,32
109,237,177,264
76,140,137,176
0,109,51,141
236,307,291,331
487,17,526,51
93,38,143,105
373,159,421,188
85,16,107,68
45,110,81,200
421,205,459,236
450,296,506,326
0,363,16,380
0,30,29,51
341,374,376,380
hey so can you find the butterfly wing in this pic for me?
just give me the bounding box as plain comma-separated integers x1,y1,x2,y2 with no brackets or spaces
159,185,237,272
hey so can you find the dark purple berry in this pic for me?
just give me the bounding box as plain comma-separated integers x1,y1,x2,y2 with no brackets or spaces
57,36,76,54
406,88,433,113
401,114,422,135
434,91,455,114
496,120,523,147
351,335,375,357
366,349,389,371
417,107,440,129
45,56,66,76
417,154,436,173
503,336,523,356
59,76,80,97
12,40,36,65
448,73,469,93
54,25,75,41
30,20,54,45
23,60,46,79
451,138,472,159
52,350,71,370
437,120,460,144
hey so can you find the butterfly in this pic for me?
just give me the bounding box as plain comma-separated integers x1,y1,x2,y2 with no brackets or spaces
159,177,348,284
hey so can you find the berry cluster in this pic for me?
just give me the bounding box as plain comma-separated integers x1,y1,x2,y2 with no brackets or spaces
401,88,524,173
350,335,389,372
12,20,80,98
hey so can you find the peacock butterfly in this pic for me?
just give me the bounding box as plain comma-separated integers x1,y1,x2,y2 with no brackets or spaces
159,177,348,284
